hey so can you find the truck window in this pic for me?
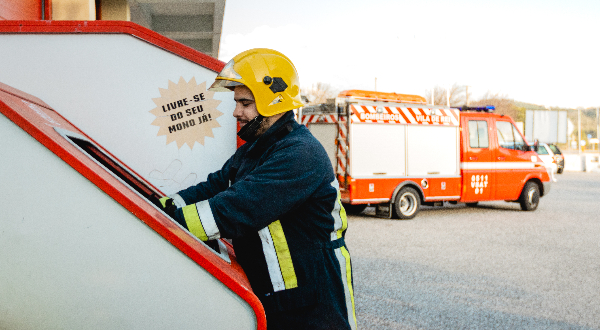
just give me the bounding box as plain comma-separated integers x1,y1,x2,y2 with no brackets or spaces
468,120,489,148
496,121,526,150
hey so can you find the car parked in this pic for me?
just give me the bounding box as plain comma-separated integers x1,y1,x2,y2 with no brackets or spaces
547,143,564,174
536,143,558,181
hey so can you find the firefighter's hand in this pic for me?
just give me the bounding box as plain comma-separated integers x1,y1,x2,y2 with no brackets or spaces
157,196,177,218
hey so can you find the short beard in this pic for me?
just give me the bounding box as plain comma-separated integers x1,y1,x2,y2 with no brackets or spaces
255,116,274,137
237,115,264,142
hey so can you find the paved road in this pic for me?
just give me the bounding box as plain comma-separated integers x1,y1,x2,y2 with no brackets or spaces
346,172,600,329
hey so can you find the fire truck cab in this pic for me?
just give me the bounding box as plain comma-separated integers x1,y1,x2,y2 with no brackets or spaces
301,90,551,219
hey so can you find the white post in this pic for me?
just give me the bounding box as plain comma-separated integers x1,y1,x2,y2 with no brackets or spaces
578,108,582,154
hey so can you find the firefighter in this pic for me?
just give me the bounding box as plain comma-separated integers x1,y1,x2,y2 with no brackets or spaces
158,48,356,330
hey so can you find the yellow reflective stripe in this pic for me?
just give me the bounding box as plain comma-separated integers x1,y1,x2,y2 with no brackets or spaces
336,193,348,239
159,196,170,208
182,204,208,241
268,220,298,290
258,227,285,291
340,246,357,328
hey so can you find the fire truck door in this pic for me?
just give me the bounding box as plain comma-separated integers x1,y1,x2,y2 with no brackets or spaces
493,119,530,201
462,118,494,201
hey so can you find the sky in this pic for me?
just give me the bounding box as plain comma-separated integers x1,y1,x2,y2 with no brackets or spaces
218,0,600,109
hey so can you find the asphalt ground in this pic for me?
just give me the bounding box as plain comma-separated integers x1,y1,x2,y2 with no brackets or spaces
346,171,600,329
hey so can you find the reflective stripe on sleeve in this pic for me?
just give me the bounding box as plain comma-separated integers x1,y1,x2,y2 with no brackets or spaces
331,177,355,328
259,226,285,291
258,220,298,292
335,246,357,330
269,220,298,290
196,200,220,240
169,194,187,208
330,179,348,241
180,201,220,242
182,204,208,241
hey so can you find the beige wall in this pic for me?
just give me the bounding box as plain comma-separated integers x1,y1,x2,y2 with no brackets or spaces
52,0,130,21
100,0,130,21
52,0,95,20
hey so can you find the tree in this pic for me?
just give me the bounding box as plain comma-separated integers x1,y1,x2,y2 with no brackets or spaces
301,82,339,105
469,92,524,122
425,83,470,106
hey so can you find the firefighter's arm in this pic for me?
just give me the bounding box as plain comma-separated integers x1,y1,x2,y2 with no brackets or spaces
164,152,238,209
172,138,332,241
170,200,221,241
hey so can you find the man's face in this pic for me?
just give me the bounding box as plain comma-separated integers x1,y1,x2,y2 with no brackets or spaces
233,85,259,128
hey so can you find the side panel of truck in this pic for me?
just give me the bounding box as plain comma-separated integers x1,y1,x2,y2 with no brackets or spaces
305,103,462,204
308,123,338,173
405,125,459,177
350,123,406,177
349,104,461,203
348,122,462,202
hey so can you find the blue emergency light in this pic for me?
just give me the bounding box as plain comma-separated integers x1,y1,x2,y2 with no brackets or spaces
457,105,495,112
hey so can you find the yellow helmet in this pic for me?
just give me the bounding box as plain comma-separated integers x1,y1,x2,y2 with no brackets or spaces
209,48,303,117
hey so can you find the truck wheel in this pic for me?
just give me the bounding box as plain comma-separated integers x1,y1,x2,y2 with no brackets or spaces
557,168,563,174
394,187,420,220
519,182,540,211
343,203,367,215
465,202,479,207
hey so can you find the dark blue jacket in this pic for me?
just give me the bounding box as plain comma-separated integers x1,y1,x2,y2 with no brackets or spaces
170,111,355,327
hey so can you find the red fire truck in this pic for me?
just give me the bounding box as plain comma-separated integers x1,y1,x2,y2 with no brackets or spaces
300,90,552,219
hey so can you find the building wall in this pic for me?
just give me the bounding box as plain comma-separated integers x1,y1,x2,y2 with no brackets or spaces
0,0,42,20
0,0,223,58
100,0,130,21
52,0,95,20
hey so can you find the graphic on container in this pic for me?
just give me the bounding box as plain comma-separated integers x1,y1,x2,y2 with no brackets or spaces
151,77,223,148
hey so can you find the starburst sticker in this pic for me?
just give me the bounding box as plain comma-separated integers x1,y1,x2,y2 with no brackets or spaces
150,77,223,148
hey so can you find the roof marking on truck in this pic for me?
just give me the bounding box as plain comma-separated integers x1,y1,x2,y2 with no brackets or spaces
349,105,459,126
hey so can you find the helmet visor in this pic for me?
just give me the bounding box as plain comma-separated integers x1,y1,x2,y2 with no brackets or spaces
209,59,244,91
209,79,243,92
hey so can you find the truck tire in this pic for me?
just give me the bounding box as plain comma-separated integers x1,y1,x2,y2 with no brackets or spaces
519,181,540,211
465,202,479,207
394,186,420,220
343,203,367,215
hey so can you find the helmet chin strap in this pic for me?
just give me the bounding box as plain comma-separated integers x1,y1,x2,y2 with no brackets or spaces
237,115,264,142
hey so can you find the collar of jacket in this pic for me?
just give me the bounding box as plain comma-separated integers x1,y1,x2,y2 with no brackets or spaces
246,111,296,157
